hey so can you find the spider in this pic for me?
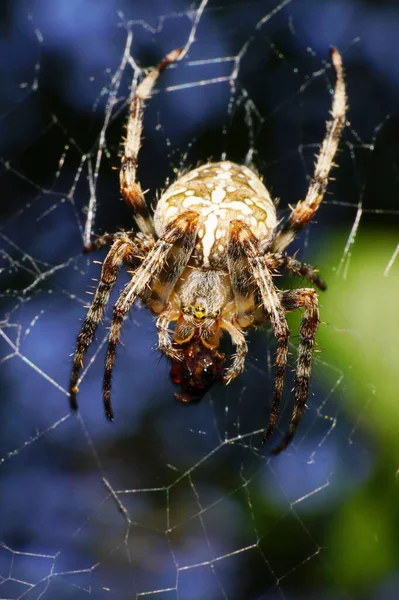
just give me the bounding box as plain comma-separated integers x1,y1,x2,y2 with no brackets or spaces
69,47,347,454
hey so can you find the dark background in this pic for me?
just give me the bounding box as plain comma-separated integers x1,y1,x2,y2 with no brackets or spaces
1,1,399,599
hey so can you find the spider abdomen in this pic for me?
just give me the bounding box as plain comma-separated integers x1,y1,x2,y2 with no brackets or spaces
154,161,277,268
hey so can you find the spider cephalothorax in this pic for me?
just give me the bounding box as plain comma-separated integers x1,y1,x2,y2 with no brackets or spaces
69,47,346,454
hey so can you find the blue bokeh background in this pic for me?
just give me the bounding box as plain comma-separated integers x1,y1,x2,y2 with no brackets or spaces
1,0,399,599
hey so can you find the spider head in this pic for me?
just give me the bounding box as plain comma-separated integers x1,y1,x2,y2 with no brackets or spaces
169,270,227,400
175,269,227,347
182,301,219,323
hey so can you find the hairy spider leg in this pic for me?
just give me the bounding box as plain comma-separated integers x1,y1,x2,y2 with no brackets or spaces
271,47,347,253
103,211,199,420
69,235,145,410
220,319,248,384
156,309,182,362
269,288,319,455
227,221,290,424
120,48,183,236
263,253,327,291
70,48,182,412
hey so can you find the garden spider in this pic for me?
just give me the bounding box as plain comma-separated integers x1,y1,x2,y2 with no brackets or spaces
69,47,346,454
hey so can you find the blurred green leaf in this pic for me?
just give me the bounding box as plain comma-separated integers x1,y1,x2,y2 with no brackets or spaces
328,491,397,589
316,227,399,456
314,227,399,592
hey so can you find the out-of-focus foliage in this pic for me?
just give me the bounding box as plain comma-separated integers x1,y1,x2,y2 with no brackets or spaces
320,229,399,592
319,229,399,452
284,228,399,593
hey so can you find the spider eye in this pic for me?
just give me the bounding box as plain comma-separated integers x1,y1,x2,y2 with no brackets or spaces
193,305,206,320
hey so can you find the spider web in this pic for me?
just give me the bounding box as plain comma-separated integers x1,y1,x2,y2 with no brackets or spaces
1,0,399,599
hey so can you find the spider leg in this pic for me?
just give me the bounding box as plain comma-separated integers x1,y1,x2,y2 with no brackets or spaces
148,220,200,315
156,309,181,361
153,214,202,359
228,220,290,425
83,232,127,254
103,210,199,419
69,235,145,411
264,253,326,291
220,318,248,384
271,48,347,253
83,231,155,257
121,48,183,236
227,225,256,329
153,224,202,361
270,288,319,455
82,231,133,254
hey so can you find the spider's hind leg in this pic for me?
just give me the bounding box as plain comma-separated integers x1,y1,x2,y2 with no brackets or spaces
121,48,183,236
264,253,327,291
271,48,347,253
82,231,137,254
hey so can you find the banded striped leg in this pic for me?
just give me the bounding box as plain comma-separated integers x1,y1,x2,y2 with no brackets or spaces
228,221,290,437
225,226,253,381
227,226,256,329
220,319,248,384
156,309,181,361
264,253,327,291
83,232,126,254
69,235,144,410
103,211,199,420
121,48,182,236
272,48,347,253
83,231,155,258
271,288,319,455
154,212,205,360
83,231,137,254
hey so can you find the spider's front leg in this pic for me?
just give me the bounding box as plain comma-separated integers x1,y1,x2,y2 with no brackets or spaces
103,210,199,420
227,220,290,415
270,288,319,455
69,235,150,411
